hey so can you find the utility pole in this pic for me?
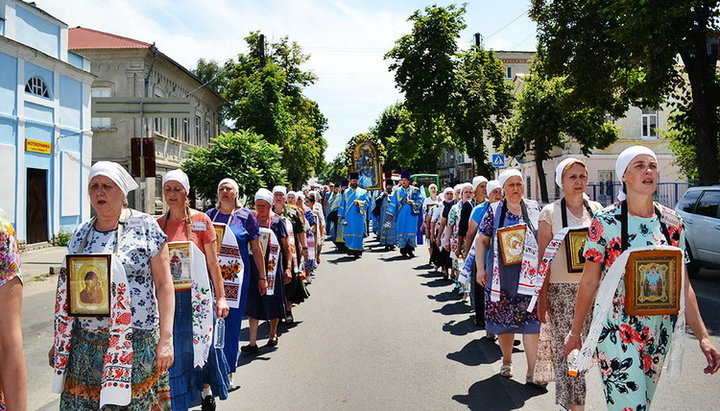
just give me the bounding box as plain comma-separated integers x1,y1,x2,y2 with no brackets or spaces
258,34,266,67
474,32,482,47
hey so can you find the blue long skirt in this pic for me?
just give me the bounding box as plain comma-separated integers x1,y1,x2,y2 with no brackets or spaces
169,289,230,410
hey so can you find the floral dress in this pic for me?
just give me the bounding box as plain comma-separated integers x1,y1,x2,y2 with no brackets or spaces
61,209,171,410
447,202,463,271
479,200,542,335
583,202,684,410
0,217,21,411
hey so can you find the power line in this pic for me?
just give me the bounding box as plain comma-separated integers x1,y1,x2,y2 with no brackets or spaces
484,10,529,41
510,32,536,49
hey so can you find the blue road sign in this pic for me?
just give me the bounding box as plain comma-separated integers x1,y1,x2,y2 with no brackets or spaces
492,154,505,167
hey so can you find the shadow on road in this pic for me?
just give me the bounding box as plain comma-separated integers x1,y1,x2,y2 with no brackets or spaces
429,290,462,303
442,317,478,336
452,374,548,410
433,301,471,316
447,338,502,366
326,256,356,264
421,278,451,288
379,255,412,262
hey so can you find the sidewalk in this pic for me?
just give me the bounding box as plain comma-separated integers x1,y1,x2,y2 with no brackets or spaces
19,246,66,282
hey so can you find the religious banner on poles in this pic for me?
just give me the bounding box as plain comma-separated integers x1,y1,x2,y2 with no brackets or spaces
346,133,384,190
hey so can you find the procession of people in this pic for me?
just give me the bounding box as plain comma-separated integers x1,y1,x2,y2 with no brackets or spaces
0,146,718,410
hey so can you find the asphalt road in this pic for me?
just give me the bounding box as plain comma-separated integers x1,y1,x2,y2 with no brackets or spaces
22,239,720,410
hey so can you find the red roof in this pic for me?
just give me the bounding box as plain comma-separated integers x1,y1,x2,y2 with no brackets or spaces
69,27,152,50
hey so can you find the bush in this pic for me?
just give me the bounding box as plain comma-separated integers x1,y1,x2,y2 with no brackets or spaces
54,230,72,247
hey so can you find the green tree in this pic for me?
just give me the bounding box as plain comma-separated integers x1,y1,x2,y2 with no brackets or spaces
192,32,328,187
385,4,465,170
317,153,348,184
503,60,618,203
452,46,514,177
182,130,287,203
531,0,720,184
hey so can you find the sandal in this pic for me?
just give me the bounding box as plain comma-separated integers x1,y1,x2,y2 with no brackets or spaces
499,365,513,378
526,374,548,387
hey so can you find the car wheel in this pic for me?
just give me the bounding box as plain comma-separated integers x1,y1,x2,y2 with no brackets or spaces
686,241,701,279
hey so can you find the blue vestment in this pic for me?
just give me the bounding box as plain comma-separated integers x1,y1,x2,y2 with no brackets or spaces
338,186,370,252
386,186,422,248
376,191,397,246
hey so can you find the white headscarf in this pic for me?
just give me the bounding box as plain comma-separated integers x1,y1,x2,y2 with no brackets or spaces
88,161,138,195
615,146,658,201
499,169,523,187
296,192,305,201
272,185,287,195
255,188,273,205
555,157,586,188
162,169,190,193
472,176,488,191
287,191,297,199
442,187,453,196
217,178,239,196
486,180,501,195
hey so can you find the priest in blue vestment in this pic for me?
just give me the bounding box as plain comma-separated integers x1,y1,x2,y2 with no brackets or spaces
386,171,423,258
338,172,370,258
376,179,397,251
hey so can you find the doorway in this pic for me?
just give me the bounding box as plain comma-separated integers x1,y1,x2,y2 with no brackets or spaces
27,168,49,244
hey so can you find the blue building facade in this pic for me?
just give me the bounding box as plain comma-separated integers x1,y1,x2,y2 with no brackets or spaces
0,0,94,244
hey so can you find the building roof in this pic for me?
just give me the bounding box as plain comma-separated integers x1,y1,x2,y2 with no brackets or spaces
68,27,153,50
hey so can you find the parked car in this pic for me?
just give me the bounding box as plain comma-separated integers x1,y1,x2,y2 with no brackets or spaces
675,185,720,277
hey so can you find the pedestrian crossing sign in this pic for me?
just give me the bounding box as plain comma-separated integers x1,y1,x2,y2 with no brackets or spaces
492,154,505,167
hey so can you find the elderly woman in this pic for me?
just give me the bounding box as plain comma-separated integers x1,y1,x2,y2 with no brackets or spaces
158,169,230,411
309,191,326,264
564,146,719,410
449,183,474,301
475,169,542,381
52,161,174,410
243,189,292,352
302,193,319,278
433,187,456,279
533,158,603,409
206,178,267,389
0,214,27,411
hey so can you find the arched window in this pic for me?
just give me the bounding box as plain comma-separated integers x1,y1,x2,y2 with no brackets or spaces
25,76,51,98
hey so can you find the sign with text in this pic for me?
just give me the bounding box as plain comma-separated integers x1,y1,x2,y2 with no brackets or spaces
25,139,52,154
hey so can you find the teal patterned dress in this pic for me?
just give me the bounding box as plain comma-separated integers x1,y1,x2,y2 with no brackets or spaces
583,202,684,411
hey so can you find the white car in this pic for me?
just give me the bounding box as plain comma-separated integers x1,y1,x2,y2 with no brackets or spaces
675,186,720,277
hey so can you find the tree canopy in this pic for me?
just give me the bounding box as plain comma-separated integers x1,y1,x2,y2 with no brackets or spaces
192,32,328,188
503,57,619,202
384,4,515,174
531,0,720,183
182,130,287,203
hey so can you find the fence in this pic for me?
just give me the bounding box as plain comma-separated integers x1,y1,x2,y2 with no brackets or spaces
585,182,689,208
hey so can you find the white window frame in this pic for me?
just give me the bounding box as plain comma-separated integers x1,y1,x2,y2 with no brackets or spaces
91,86,112,129
641,109,659,140
505,66,513,79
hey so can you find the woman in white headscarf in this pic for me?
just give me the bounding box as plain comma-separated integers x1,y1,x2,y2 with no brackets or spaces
158,169,230,410
207,178,267,389
533,158,603,409
565,146,719,410
52,161,174,410
475,169,542,381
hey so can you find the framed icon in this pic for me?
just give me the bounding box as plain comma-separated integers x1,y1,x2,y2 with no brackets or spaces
351,140,383,190
497,224,526,265
168,241,192,290
66,254,111,317
565,227,589,273
624,249,682,316
213,223,226,254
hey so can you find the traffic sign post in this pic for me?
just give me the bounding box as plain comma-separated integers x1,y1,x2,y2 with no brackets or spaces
492,154,505,167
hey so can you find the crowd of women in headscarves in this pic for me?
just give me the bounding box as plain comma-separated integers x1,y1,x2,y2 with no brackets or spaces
2,144,719,411
411,146,719,411
43,161,328,410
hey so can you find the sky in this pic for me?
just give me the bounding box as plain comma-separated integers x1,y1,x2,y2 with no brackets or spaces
38,0,537,161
